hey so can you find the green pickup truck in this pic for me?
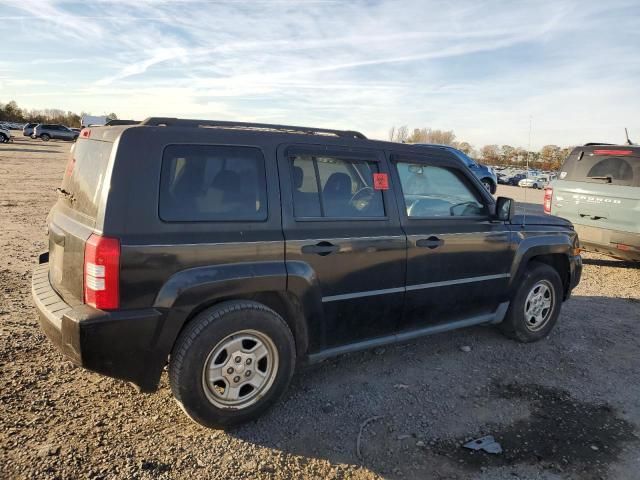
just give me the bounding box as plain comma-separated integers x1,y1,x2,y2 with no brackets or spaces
546,144,639,262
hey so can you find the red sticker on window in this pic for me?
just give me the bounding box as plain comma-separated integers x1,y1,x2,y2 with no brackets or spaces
373,173,389,190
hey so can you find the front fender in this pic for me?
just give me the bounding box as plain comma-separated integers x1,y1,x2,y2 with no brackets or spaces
509,229,575,292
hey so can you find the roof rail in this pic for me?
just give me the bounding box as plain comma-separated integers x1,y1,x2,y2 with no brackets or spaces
583,142,615,146
140,117,367,139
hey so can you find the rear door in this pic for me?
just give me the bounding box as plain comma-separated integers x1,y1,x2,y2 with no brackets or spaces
279,144,406,349
389,150,513,331
48,137,115,304
552,147,640,235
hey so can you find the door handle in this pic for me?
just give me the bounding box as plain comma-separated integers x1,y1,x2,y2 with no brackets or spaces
301,241,340,256
416,236,444,249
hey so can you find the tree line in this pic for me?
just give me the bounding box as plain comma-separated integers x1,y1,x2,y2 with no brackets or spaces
0,100,117,128
389,125,571,171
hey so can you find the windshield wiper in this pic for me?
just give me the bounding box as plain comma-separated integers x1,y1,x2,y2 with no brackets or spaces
588,175,613,183
56,187,76,203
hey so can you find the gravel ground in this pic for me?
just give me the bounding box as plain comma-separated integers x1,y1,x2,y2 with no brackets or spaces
1,138,639,480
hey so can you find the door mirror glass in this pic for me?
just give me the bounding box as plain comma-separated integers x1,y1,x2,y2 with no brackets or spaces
495,196,515,221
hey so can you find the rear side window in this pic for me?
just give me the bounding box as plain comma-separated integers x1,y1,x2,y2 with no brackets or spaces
61,139,114,218
290,154,385,218
160,145,267,222
561,149,640,187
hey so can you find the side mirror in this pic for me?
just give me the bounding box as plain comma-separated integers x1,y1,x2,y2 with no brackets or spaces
495,196,515,221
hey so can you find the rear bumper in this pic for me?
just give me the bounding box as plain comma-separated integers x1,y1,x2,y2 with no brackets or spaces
574,225,640,262
32,258,167,392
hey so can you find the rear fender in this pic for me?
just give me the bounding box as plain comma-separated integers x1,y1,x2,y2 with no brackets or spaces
142,262,289,389
285,261,324,354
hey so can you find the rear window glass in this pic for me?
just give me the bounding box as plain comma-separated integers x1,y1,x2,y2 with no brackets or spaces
160,145,268,222
561,149,640,187
61,139,114,218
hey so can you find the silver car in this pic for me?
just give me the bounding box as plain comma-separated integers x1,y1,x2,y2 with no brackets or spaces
32,124,79,142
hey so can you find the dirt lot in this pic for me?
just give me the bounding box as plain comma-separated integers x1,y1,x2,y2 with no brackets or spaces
1,137,639,480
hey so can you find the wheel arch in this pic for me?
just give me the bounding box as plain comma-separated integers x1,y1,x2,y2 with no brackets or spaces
526,253,570,299
136,261,320,392
510,235,574,300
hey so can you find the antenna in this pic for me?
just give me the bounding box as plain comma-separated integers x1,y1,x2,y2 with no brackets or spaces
523,115,532,228
625,128,633,145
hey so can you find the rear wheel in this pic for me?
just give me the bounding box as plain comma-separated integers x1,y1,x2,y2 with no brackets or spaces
499,262,563,342
0,133,7,143
40,134,50,141
169,300,296,428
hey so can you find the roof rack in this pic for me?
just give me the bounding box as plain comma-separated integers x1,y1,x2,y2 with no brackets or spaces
140,117,367,139
583,142,615,146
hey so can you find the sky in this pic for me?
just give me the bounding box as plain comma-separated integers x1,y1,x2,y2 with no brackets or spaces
1,0,639,149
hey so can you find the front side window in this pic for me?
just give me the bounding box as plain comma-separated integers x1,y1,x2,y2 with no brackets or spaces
396,162,488,218
160,145,267,222
290,154,385,218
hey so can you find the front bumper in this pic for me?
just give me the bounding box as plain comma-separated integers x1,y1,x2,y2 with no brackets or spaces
31,259,167,392
569,254,582,293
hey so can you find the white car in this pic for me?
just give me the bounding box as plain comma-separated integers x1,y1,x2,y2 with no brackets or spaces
518,176,552,189
0,125,12,143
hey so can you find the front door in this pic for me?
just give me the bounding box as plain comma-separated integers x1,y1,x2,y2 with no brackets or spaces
389,150,514,331
279,144,406,350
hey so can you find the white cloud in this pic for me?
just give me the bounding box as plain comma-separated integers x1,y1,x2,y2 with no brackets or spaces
2,0,639,148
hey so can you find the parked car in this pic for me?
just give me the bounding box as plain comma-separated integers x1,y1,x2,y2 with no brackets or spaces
23,123,38,137
546,144,639,261
0,124,12,143
507,173,527,185
414,144,498,193
518,175,552,189
32,124,79,141
32,117,582,428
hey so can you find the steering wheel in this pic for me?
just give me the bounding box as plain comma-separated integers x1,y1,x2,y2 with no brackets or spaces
350,187,374,211
449,201,480,217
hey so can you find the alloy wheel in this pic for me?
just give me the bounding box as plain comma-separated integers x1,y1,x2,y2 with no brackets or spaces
202,329,279,409
523,280,555,332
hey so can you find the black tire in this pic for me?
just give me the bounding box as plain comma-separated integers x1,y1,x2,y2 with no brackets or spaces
169,300,296,428
499,261,563,343
0,133,6,143
40,134,51,141
481,178,494,194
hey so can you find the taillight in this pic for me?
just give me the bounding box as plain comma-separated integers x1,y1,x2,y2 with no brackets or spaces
543,187,553,214
80,128,91,138
84,234,120,310
593,149,632,156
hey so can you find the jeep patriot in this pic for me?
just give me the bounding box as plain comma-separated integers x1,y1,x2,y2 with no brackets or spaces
32,118,582,427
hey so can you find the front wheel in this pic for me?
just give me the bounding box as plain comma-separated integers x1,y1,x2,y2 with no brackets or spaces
169,300,296,428
0,133,7,143
499,262,563,342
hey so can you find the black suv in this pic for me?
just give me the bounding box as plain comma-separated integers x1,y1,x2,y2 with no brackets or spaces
32,118,582,428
